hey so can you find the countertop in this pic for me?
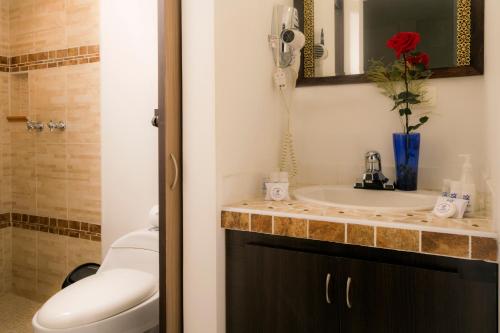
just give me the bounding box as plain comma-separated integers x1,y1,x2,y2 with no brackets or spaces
221,199,498,262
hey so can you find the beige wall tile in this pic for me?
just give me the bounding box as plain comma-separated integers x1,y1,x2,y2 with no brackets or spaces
67,143,99,181
67,180,100,224
30,68,67,145
36,177,67,219
10,74,29,117
0,228,4,294
67,143,100,223
11,132,36,214
9,0,100,56
66,0,99,47
33,0,66,52
37,231,67,302
0,73,10,212
274,217,307,238
35,142,68,218
67,64,100,144
36,143,67,180
12,228,37,299
3,228,12,294
0,0,9,55
67,237,101,269
9,0,35,56
0,0,102,303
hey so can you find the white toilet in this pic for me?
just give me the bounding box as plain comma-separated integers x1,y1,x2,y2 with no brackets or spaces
32,227,159,333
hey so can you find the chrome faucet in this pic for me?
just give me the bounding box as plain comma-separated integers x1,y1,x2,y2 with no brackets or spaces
26,119,44,132
354,151,395,190
47,120,66,132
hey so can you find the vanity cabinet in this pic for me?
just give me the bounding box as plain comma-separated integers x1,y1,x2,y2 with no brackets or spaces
226,230,498,333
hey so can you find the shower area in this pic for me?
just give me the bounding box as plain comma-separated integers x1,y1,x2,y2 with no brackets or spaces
0,0,101,331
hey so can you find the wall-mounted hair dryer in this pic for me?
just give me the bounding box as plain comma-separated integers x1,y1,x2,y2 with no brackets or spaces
314,28,329,60
269,5,305,68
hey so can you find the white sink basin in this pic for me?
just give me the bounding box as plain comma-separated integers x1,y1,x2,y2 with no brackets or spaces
294,185,438,212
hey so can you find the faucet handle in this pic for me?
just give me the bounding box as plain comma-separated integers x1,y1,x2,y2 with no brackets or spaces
47,120,56,132
365,151,382,172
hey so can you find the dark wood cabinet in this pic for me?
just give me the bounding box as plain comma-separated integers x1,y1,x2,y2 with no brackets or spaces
339,258,417,333
238,245,338,333
226,230,498,333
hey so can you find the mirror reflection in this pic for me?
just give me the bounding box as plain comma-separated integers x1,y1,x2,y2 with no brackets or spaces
308,0,464,78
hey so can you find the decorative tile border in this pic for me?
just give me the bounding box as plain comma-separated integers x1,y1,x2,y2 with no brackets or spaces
0,213,10,229
0,212,101,242
0,56,8,72
0,44,100,73
222,210,498,262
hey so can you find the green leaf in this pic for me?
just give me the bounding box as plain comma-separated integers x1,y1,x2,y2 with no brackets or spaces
399,108,412,116
408,124,422,132
398,91,420,100
419,116,429,124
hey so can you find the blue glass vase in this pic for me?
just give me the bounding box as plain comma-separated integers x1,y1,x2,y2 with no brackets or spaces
393,133,420,191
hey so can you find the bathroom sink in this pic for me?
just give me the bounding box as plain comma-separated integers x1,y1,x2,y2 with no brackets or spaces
294,185,438,212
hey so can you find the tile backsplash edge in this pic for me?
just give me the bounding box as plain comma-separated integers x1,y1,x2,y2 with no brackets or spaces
221,210,498,262
0,44,100,73
0,212,101,242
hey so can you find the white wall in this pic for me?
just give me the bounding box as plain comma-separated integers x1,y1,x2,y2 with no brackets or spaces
215,0,286,206
484,0,500,232
100,0,159,253
183,0,287,332
182,0,219,331
293,77,487,192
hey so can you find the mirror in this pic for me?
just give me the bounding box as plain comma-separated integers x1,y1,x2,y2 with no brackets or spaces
294,0,484,86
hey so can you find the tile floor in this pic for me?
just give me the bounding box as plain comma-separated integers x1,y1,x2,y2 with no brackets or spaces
0,293,41,333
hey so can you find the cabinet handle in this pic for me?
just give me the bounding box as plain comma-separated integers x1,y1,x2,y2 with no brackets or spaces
169,153,179,190
325,273,332,304
346,277,352,309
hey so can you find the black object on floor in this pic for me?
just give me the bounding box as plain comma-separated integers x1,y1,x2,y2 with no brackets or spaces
62,263,100,289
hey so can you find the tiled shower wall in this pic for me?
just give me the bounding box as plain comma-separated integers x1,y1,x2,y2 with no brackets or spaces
0,0,101,302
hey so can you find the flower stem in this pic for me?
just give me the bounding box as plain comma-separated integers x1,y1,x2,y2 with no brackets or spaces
403,53,410,135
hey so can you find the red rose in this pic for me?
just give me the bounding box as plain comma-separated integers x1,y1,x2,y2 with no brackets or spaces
386,32,421,58
407,52,430,69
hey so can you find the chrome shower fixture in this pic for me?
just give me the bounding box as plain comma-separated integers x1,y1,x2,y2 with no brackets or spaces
47,120,66,132
26,119,44,132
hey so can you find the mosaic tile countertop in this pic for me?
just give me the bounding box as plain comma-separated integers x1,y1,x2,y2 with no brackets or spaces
221,199,498,262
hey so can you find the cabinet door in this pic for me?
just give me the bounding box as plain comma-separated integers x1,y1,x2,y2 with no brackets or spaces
415,269,497,333
339,258,475,333
227,245,339,333
339,258,416,333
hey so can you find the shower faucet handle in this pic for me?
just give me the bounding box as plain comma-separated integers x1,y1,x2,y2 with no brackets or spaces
47,120,66,132
26,119,44,132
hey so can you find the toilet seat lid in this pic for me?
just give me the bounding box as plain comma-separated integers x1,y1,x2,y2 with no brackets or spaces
37,268,158,329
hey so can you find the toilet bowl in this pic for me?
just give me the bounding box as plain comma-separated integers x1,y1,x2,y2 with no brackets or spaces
32,227,159,333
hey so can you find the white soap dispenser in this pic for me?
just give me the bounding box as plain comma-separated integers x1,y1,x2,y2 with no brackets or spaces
458,154,477,216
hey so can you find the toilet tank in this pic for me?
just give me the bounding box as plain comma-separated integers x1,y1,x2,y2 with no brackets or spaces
99,228,159,278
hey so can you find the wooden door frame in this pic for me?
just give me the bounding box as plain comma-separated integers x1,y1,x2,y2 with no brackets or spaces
158,0,183,331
